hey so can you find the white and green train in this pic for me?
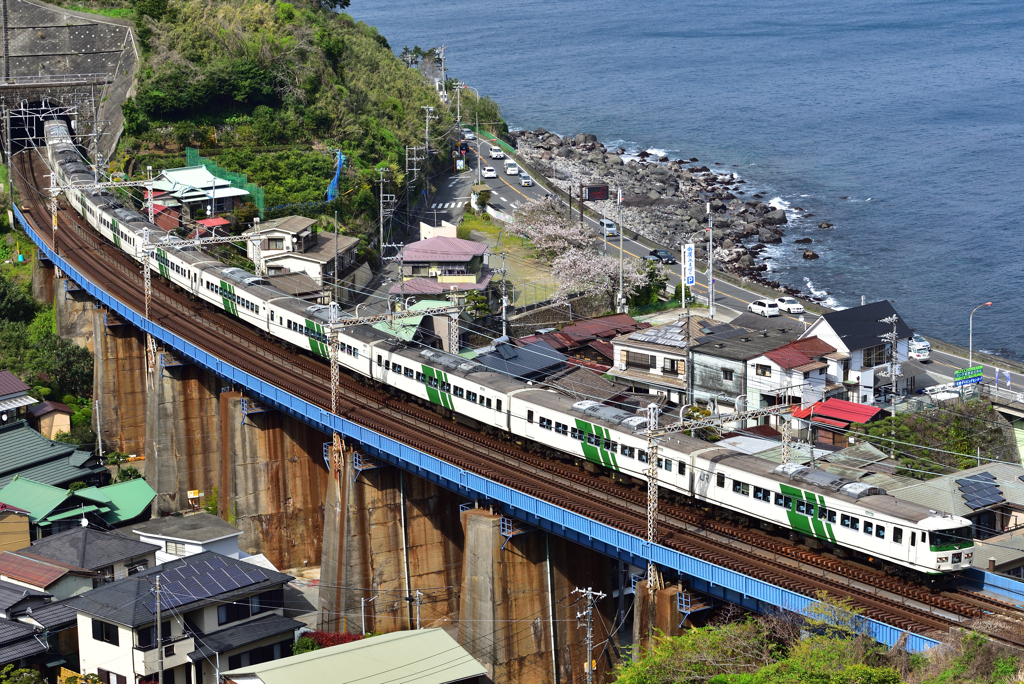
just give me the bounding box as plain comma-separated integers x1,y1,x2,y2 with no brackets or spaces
44,120,973,580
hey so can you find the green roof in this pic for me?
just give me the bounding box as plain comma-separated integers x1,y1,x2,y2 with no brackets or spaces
221,629,485,684
0,477,71,522
76,479,157,524
372,300,452,342
0,421,106,488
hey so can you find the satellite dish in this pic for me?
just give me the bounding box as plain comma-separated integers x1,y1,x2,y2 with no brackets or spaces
1,413,8,423
80,517,89,528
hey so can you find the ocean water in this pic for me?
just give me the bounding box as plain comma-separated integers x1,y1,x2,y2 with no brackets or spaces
353,0,1024,360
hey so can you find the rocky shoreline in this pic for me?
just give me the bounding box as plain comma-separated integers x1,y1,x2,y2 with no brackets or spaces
510,128,833,300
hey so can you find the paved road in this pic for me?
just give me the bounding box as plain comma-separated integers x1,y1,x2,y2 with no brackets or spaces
428,135,1010,389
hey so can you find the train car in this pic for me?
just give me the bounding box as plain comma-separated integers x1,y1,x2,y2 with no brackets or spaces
39,120,974,580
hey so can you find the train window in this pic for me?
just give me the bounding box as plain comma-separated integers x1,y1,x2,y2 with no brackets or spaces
485,398,492,409
827,510,836,524
467,391,477,402
496,400,502,412
454,386,464,397
893,528,903,544
775,493,784,506
377,355,382,366
416,372,425,382
392,364,401,374
570,428,581,441
527,410,534,423
586,433,599,446
910,532,916,547
739,482,749,495
604,439,617,453
753,487,769,502
841,514,851,528
442,382,451,393
864,522,873,535
717,473,726,488
405,368,414,378
851,517,860,531
555,423,568,436
353,349,359,359
384,360,390,370
256,306,259,314
638,450,649,464
678,462,686,475
621,445,634,458
427,377,438,389
796,500,812,516
732,480,743,493
920,532,926,544
876,525,885,539
479,395,486,405
539,417,552,430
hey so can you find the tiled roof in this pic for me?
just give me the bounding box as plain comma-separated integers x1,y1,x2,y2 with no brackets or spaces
188,613,303,660
816,301,912,351
0,619,46,663
26,401,73,418
28,528,158,571
401,236,488,262
763,337,835,370
23,599,78,630
0,580,47,612
559,314,644,342
0,423,106,489
0,372,29,399
130,512,241,544
243,215,316,236
73,552,293,627
388,272,492,295
0,552,91,589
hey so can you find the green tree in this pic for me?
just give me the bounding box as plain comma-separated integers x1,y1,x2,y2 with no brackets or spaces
292,636,320,655
67,481,88,492
464,290,490,318
630,258,668,307
0,276,36,324
117,466,142,482
0,664,46,684
203,487,219,515
35,332,93,398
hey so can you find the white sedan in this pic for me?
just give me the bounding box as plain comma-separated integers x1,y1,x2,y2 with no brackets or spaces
776,297,805,314
747,299,781,317
482,167,497,179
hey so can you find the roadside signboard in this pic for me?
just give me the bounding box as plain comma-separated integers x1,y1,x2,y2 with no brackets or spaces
682,243,695,287
953,365,984,387
584,185,609,201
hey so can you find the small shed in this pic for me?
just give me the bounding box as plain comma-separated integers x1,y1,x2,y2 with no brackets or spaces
26,401,73,440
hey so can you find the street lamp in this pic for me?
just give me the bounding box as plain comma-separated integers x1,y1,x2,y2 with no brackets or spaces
969,301,993,365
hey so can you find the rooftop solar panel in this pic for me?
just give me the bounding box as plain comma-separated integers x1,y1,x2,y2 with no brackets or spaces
974,472,997,481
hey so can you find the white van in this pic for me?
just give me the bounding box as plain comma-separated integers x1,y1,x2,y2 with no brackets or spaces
489,145,505,159
504,160,519,175
599,219,618,237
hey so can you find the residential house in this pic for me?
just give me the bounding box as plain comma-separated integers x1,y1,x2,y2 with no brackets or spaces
368,299,472,354
23,528,159,585
0,580,49,619
0,422,107,489
0,551,94,600
0,505,29,552
130,512,243,564
0,371,37,422
74,552,301,684
519,314,648,368
26,401,73,439
798,301,921,404
19,599,82,674
221,628,487,684
790,398,885,447
689,326,801,419
390,236,493,305
745,337,837,411
419,219,457,240
0,477,156,538
151,166,250,219
151,203,181,232
243,217,367,302
609,316,717,405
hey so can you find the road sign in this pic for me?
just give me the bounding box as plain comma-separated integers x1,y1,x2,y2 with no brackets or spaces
953,365,983,381
682,243,695,287
584,185,609,201
954,376,983,388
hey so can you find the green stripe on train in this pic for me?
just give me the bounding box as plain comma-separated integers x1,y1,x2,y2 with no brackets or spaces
220,280,237,316
779,484,836,542
420,365,454,409
305,319,329,358
573,419,619,471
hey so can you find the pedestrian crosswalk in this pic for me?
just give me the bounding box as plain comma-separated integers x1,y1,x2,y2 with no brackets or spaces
430,201,467,209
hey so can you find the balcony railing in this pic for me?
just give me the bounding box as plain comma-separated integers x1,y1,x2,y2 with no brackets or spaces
134,635,195,674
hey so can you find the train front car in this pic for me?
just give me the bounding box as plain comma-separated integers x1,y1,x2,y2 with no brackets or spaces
918,518,974,576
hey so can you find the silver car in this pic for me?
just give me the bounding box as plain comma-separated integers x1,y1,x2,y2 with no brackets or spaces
519,173,533,187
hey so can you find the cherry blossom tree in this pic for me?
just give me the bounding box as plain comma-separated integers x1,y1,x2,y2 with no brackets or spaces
552,249,651,309
507,197,595,262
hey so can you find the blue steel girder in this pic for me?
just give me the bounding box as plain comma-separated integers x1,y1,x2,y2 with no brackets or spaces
15,204,941,654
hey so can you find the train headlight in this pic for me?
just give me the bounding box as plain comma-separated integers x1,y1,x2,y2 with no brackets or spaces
936,556,948,563
965,553,973,559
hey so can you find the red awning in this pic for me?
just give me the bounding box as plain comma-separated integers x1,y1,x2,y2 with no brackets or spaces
196,217,230,228
792,397,882,423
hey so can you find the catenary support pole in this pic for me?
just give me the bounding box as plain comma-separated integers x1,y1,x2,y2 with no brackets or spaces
155,574,164,684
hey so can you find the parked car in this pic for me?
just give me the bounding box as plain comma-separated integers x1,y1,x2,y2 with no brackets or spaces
489,146,505,159
747,299,781,317
519,173,533,187
482,166,497,179
648,249,677,264
776,296,805,314
599,219,618,237
909,332,931,360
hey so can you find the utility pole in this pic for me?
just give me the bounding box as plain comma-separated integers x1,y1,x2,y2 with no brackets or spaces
645,402,659,629
618,187,625,313
95,399,102,460
376,169,394,253
706,201,715,318
334,210,340,304
155,574,164,684
497,229,508,338
879,314,902,458
574,587,606,684
437,45,447,101
422,106,436,155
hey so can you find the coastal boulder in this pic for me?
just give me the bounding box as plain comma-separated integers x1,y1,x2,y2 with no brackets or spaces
795,237,813,244
605,154,623,166
688,204,708,222
575,133,598,145
802,249,820,260
818,222,834,229
738,254,754,268
764,209,788,225
758,228,782,244
554,147,574,158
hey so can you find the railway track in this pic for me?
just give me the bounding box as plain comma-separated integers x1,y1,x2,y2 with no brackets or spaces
15,149,1024,645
